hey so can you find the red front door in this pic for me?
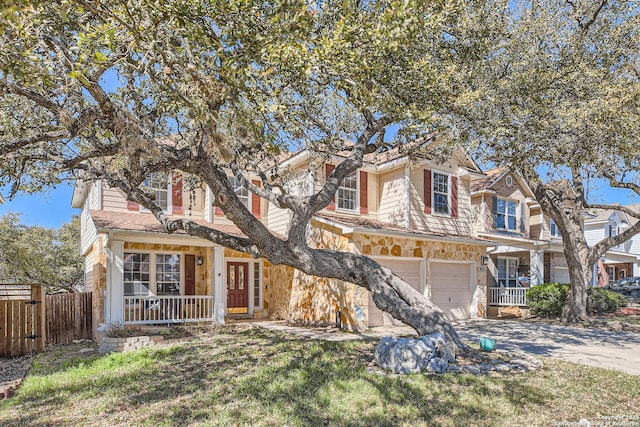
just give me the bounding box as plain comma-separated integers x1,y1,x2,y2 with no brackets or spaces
227,262,249,310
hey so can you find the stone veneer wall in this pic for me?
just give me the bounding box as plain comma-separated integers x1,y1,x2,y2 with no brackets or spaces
223,248,294,320
92,235,108,339
286,222,488,330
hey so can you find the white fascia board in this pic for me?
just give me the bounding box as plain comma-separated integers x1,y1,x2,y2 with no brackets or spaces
278,150,311,170
312,216,354,235
471,189,497,197
353,227,496,247
375,156,410,173
477,232,552,248
71,180,88,208
97,229,216,247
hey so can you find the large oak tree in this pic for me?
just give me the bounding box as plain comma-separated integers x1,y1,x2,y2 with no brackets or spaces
0,1,475,350
450,0,640,321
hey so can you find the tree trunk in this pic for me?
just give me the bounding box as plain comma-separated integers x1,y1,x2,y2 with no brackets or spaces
559,225,591,323
284,249,472,353
561,254,590,322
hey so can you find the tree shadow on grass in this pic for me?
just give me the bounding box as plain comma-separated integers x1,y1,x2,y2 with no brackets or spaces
2,328,555,427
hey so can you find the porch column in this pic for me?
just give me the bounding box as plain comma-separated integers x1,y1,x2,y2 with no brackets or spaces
213,246,225,324
106,240,125,325
529,249,544,286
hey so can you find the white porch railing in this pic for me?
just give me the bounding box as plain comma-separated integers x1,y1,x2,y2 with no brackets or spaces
488,287,528,306
123,296,215,325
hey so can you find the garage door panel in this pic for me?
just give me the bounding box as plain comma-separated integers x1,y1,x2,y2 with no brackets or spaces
430,262,472,320
368,258,422,327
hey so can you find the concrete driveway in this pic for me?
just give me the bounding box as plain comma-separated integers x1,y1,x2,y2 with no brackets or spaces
453,319,640,375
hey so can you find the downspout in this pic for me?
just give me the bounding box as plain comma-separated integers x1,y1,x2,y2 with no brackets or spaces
404,165,410,228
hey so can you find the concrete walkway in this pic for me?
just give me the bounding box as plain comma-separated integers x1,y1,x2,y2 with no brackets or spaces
254,319,640,375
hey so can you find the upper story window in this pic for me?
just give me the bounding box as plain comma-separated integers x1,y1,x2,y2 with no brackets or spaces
143,173,169,211
550,219,561,238
433,172,449,215
496,198,517,231
229,176,250,209
337,170,358,211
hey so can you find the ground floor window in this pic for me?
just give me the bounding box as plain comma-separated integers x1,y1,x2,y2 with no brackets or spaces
253,263,261,308
497,257,518,287
124,252,181,296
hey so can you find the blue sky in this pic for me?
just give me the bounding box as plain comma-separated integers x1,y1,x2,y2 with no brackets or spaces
0,185,79,228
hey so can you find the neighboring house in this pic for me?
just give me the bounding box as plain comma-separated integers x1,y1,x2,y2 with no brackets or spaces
470,168,569,312
584,205,640,285
72,141,494,339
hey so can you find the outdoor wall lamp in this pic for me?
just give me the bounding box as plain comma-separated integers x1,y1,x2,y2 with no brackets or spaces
196,256,204,265
481,256,489,265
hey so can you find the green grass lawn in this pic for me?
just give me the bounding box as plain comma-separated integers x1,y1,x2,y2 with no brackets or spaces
1,326,638,427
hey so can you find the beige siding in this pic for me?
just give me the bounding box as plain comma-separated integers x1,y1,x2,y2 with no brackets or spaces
378,167,406,226
266,203,290,235
409,167,472,236
530,207,543,240
80,182,101,255
101,178,205,218
470,194,488,235
102,184,130,212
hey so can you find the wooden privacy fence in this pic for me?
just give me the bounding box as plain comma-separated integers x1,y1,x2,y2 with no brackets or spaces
46,292,92,345
0,284,46,357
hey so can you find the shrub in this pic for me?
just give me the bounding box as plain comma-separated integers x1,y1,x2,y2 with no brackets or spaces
526,282,569,317
526,282,627,317
587,287,627,316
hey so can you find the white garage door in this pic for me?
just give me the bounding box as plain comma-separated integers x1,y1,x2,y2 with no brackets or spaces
554,267,570,284
429,262,473,320
368,259,422,327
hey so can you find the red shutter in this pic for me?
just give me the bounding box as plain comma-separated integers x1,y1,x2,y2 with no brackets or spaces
127,200,139,211
423,169,432,214
359,171,368,214
326,164,336,211
451,176,458,218
251,179,261,219
172,173,183,215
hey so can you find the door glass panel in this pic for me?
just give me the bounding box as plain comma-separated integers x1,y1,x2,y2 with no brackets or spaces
238,265,245,290
228,266,235,290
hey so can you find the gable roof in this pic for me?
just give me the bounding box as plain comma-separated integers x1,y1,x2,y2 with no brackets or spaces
314,212,495,246
586,204,640,226
470,167,508,193
279,137,484,175
470,167,535,198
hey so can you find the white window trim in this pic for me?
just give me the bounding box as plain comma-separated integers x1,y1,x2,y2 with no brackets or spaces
140,174,172,214
224,258,262,313
432,170,451,217
497,256,519,288
496,197,517,231
550,218,562,239
335,170,359,213
123,250,184,297
229,176,251,211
